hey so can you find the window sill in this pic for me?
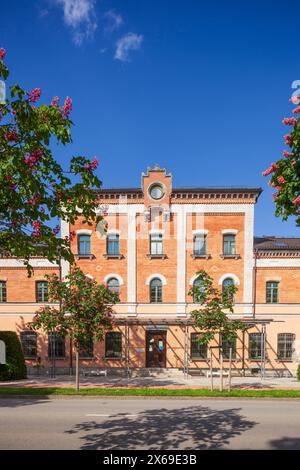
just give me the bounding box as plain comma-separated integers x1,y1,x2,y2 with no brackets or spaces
275,359,293,363
103,254,124,260
190,358,209,362
146,254,167,259
103,356,125,361
46,357,67,360
75,254,95,260
220,254,241,260
79,357,95,360
191,254,211,260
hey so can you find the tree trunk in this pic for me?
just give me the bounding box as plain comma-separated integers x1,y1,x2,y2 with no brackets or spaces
75,348,80,391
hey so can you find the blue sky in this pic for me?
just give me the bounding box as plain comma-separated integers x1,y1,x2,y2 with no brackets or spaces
1,0,300,236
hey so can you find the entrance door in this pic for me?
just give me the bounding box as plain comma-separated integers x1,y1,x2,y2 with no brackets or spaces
146,331,167,368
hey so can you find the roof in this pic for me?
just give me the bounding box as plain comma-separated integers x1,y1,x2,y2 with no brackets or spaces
254,236,300,251
97,186,262,198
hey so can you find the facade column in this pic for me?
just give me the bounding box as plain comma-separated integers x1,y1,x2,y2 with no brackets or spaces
60,219,70,279
176,206,186,314
127,206,137,314
243,205,254,315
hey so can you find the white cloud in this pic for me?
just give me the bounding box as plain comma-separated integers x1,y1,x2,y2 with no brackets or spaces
56,0,97,45
114,33,143,62
104,9,123,33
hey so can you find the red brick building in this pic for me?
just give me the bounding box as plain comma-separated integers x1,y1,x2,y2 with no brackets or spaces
1,166,300,377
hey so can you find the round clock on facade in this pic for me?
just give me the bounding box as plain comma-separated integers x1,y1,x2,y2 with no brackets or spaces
149,183,164,200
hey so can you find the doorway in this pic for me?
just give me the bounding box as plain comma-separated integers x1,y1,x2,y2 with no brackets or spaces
146,331,167,368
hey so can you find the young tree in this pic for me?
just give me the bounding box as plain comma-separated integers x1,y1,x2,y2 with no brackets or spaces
189,270,248,386
30,267,118,390
262,93,300,225
0,48,102,272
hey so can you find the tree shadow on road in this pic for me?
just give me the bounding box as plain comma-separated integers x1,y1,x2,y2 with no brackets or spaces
65,405,257,450
269,437,300,450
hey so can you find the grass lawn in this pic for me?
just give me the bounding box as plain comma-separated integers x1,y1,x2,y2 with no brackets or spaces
1,387,300,398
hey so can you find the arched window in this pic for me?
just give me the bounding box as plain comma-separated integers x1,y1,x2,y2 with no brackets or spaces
222,278,235,303
150,278,163,303
193,278,205,303
107,278,120,296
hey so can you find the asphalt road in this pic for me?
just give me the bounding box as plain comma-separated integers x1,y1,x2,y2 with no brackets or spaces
0,397,300,450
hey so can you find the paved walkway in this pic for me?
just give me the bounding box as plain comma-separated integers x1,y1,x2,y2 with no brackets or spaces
1,374,300,390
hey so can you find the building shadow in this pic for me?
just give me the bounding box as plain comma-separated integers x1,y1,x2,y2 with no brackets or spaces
65,405,257,450
269,437,300,450
0,396,50,408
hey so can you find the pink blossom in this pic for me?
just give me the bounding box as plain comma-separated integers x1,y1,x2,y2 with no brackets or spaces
272,193,279,201
51,96,59,107
293,195,300,206
290,94,300,104
0,48,6,61
28,194,42,206
284,134,293,146
24,148,43,167
282,117,297,126
282,150,291,158
292,106,300,115
275,186,283,191
277,176,285,184
4,131,19,142
85,157,99,171
61,97,72,117
28,88,42,103
262,162,279,177
32,221,42,239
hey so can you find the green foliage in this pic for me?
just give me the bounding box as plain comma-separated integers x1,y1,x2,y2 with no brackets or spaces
188,270,248,345
29,267,118,345
0,331,27,380
0,50,102,274
297,364,300,381
263,96,300,226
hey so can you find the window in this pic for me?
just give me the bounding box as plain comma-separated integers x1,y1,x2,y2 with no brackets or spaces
105,332,122,358
193,278,205,303
150,233,163,255
193,235,207,256
266,281,279,303
78,338,94,359
223,234,236,255
107,278,120,297
20,331,37,358
190,333,207,359
78,234,91,256
277,333,295,360
149,184,164,200
36,281,48,303
107,234,120,256
249,333,262,360
221,335,236,360
150,278,163,303
48,333,65,358
0,281,7,303
222,278,235,303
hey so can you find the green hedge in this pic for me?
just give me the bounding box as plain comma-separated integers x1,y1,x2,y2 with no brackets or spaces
0,331,27,380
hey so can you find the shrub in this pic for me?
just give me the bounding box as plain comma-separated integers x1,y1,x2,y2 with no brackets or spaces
0,331,27,380
297,364,300,381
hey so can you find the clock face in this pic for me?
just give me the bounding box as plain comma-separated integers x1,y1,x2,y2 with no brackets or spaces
149,184,164,200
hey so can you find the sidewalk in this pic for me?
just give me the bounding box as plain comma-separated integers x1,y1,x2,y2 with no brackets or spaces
1,374,300,390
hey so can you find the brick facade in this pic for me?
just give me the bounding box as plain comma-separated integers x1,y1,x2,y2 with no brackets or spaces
1,166,300,377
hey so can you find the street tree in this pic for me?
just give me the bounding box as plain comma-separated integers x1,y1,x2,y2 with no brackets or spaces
262,93,300,225
189,270,248,386
0,47,102,273
30,267,118,390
